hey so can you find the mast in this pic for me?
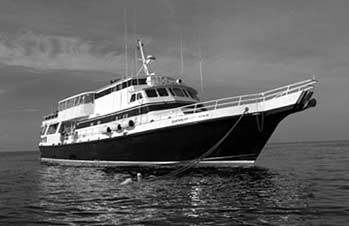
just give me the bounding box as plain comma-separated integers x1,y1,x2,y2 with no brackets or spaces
124,8,128,79
180,32,184,76
137,39,155,76
198,33,204,93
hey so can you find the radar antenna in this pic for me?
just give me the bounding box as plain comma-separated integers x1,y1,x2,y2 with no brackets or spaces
137,40,155,76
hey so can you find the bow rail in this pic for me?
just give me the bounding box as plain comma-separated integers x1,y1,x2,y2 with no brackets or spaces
177,78,317,115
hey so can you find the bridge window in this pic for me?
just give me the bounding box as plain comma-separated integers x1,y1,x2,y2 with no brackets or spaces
157,88,169,97
188,90,199,100
41,125,48,135
47,123,59,135
173,88,185,97
145,89,158,98
182,89,190,97
168,88,175,96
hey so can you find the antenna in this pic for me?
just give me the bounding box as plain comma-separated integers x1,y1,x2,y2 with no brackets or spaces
134,10,138,80
124,8,128,79
198,33,204,93
180,32,184,76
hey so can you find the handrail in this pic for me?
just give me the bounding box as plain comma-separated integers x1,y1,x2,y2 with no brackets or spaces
144,79,317,121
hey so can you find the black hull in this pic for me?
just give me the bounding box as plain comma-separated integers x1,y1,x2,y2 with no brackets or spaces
39,104,301,166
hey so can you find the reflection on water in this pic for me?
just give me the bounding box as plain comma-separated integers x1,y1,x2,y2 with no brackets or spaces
29,165,314,225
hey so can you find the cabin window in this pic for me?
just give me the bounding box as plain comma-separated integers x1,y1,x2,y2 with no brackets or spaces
188,90,198,100
130,94,136,102
84,94,94,104
187,89,194,99
145,89,158,98
127,80,132,87
137,93,143,100
138,78,147,85
122,82,127,89
132,79,138,85
182,89,190,97
47,123,59,135
41,125,48,135
168,88,175,96
173,87,185,97
116,84,121,91
157,88,169,97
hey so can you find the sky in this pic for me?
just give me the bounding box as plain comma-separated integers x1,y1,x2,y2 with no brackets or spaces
0,0,348,151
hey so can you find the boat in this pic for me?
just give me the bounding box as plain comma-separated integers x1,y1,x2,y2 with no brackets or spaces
39,40,317,167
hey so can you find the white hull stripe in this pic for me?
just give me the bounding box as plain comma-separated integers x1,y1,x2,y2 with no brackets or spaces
40,158,255,166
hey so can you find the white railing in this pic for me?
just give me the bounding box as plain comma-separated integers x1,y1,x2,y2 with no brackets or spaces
140,79,317,124
178,78,316,115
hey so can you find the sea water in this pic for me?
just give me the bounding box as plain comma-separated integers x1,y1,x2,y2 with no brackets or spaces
0,141,348,226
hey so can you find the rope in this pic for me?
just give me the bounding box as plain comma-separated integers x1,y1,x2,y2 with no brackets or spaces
256,111,264,132
152,107,249,180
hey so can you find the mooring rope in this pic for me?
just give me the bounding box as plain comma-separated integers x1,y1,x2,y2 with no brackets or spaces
256,111,264,132
152,107,249,180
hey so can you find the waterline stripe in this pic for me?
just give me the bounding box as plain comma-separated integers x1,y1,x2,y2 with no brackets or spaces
40,158,255,166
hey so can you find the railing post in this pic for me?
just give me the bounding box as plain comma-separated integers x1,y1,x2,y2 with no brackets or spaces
214,100,218,110
238,96,242,106
194,104,197,113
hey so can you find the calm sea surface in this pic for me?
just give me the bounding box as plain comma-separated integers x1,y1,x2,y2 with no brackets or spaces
0,141,348,226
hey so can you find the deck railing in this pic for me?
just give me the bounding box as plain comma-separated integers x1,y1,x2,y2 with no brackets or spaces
176,79,316,116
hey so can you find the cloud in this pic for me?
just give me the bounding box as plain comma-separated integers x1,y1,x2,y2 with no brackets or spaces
0,89,6,94
0,31,125,73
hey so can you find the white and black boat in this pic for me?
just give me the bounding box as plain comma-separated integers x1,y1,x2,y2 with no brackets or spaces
39,40,317,167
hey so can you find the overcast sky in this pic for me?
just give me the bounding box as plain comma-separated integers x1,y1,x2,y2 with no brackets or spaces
0,0,348,151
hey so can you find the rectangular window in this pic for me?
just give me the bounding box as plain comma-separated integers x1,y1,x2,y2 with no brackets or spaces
182,89,189,97
41,125,47,135
132,79,138,85
85,94,94,104
145,89,158,97
116,84,121,91
168,88,175,96
122,82,127,89
188,90,198,100
47,123,59,135
157,88,169,97
74,97,79,106
127,80,132,87
130,94,136,102
138,78,147,85
137,93,143,100
173,87,185,97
